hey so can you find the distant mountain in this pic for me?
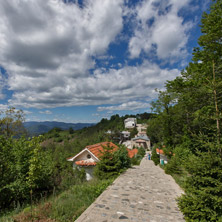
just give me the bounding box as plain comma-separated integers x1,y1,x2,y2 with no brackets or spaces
24,121,95,136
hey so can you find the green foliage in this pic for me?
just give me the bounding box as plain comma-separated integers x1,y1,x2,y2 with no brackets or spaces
0,107,26,138
0,136,52,211
94,144,132,180
146,1,222,221
129,127,138,138
94,145,121,179
164,155,182,175
11,179,114,222
69,127,74,134
130,147,145,165
137,147,145,158
178,151,222,221
151,147,160,165
50,179,114,221
114,145,131,170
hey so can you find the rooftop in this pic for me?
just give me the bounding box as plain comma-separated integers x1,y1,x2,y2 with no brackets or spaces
86,142,118,159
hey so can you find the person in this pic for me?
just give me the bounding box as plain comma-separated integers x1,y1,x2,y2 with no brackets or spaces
148,153,151,160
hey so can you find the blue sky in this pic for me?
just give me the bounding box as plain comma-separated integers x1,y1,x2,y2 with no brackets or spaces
0,0,211,123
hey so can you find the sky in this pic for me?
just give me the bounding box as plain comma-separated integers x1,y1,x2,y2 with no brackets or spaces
0,0,211,123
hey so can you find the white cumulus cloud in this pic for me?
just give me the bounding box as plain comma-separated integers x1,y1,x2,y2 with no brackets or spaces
97,101,150,112
0,0,124,108
128,0,193,61
39,110,52,115
0,0,186,110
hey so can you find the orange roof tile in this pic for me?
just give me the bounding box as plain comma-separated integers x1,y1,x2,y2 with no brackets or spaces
156,148,164,154
75,160,97,166
156,148,175,156
127,148,138,158
86,142,119,159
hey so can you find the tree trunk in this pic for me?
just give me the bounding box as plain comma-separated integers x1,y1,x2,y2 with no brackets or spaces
212,60,222,158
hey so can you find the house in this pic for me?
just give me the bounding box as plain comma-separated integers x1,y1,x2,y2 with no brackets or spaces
124,118,137,128
132,134,150,150
122,140,133,149
156,148,173,164
67,142,118,180
120,131,130,140
67,141,139,181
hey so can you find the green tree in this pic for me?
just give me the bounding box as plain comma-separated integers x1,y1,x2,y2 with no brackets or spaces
114,145,131,170
192,0,222,157
94,145,120,179
69,127,74,134
179,151,222,221
151,147,160,166
0,107,26,137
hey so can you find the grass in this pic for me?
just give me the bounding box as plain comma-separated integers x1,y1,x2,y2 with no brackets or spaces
8,178,114,222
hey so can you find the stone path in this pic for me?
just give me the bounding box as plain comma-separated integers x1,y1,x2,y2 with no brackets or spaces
76,156,185,222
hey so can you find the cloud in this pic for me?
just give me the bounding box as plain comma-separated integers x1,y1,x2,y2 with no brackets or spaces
0,70,6,99
0,0,123,107
0,0,183,110
0,104,8,112
23,110,32,115
39,110,52,115
128,0,193,61
97,101,150,112
9,61,180,108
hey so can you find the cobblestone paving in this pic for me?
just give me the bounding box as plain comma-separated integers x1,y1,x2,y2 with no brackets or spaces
76,156,185,222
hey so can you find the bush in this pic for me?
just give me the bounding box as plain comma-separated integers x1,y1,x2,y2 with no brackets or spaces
178,152,222,222
130,147,145,165
151,148,160,165
131,156,140,165
164,156,182,175
114,145,131,171
94,144,131,179
137,147,145,158
94,145,121,180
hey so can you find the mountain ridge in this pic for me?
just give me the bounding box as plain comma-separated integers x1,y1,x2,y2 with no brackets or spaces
24,121,95,136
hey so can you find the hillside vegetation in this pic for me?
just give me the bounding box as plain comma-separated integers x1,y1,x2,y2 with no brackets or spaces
0,111,150,221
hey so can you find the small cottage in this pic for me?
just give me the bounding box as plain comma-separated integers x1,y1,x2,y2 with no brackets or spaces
132,134,150,150
67,142,118,180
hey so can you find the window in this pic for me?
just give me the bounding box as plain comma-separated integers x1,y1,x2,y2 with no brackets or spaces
87,154,91,159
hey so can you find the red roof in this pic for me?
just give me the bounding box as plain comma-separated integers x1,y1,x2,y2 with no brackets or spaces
86,142,119,159
75,160,97,166
156,148,164,154
127,148,138,158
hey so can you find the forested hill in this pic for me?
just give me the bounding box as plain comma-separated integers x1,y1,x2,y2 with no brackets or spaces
24,113,153,136
42,112,153,145
24,121,94,136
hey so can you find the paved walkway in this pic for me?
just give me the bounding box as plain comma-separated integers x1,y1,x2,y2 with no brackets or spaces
76,156,185,222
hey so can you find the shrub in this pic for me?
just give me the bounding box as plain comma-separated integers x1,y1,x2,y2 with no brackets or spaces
94,145,121,180
178,152,222,222
151,148,160,165
94,144,131,179
164,155,182,175
114,145,131,171
137,147,145,158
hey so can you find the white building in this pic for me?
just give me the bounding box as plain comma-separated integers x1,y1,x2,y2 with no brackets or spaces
67,142,118,180
124,118,137,129
121,131,131,139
